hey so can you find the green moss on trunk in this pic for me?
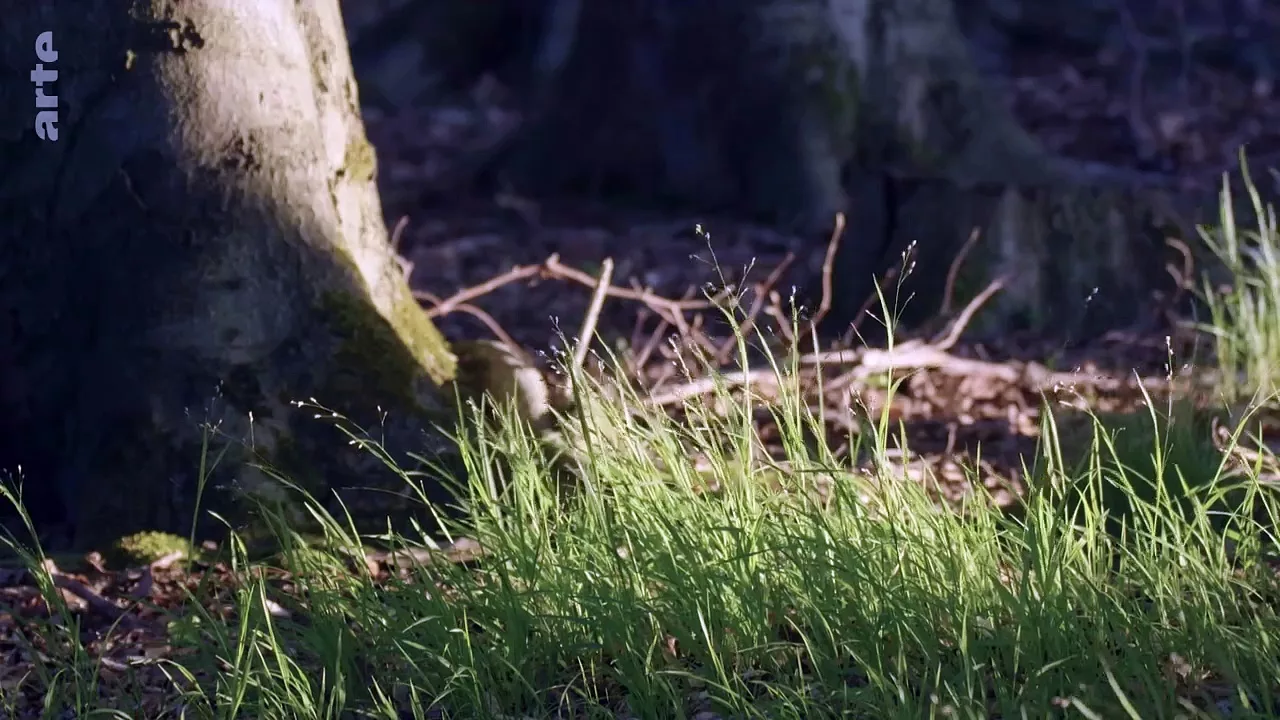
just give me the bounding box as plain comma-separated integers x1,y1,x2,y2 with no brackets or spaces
318,287,456,420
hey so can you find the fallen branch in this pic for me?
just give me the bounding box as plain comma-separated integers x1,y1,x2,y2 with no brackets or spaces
364,537,488,571
409,242,1107,424
41,559,139,629
643,278,1103,408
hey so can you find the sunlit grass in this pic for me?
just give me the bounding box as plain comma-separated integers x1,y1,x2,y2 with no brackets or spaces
1196,155,1280,403
3,171,1280,718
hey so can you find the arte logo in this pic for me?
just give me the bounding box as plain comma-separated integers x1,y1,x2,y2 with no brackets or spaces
32,31,58,141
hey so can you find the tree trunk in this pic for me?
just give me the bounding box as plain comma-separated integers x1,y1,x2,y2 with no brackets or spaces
0,0,465,549
456,0,1198,338
344,0,546,112
806,0,1192,337
953,0,1276,84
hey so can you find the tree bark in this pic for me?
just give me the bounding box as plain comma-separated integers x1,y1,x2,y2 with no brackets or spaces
0,0,465,548
445,0,1196,338
953,0,1276,83
806,0,1191,337
344,0,546,112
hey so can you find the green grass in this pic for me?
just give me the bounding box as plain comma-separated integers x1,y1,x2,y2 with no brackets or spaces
1196,155,1280,403
4,170,1280,719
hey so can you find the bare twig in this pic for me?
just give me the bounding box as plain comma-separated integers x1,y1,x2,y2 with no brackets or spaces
415,290,520,349
1159,235,1196,327
715,253,794,364
390,215,410,251
634,288,701,372
765,290,795,345
417,262,542,318
941,228,981,315
391,215,414,279
416,252,729,359
931,276,1007,351
632,315,671,373
807,212,846,332
544,255,720,310
850,265,901,336
573,258,614,373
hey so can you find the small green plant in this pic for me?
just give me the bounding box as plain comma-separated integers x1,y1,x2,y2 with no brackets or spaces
1196,155,1280,402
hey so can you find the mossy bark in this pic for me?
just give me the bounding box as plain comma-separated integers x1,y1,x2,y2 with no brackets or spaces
790,0,1187,336
882,179,1190,336
0,0,463,548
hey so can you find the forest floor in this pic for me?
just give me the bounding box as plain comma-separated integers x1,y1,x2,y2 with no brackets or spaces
365,8,1280,515
5,11,1280,720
